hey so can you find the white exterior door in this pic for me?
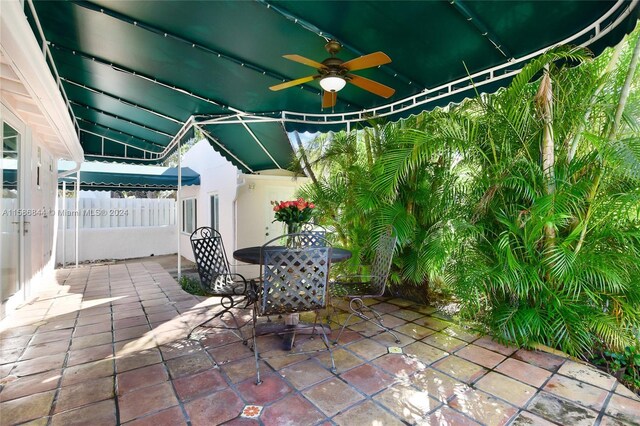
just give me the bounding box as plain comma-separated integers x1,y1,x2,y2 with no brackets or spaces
1,105,26,317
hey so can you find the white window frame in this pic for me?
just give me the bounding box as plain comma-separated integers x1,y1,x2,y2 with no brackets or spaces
181,198,197,234
210,194,219,231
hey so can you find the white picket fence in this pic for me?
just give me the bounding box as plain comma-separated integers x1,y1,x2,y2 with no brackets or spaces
57,198,176,229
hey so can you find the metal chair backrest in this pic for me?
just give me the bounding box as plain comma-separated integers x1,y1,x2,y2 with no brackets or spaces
369,228,398,296
299,223,328,247
258,233,332,316
190,227,235,294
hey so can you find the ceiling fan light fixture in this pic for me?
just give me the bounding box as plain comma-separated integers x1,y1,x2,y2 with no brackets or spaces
320,75,346,92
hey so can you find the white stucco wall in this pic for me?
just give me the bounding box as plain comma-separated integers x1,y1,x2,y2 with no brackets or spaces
179,139,309,277
179,139,239,263
55,226,177,264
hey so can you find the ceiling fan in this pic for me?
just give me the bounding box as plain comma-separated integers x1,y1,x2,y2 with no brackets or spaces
269,40,395,108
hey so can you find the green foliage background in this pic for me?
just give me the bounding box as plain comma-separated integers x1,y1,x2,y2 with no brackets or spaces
297,27,640,357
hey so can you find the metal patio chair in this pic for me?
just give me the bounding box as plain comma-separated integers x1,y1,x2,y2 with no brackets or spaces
188,227,255,341
332,227,400,344
251,233,336,384
299,223,329,247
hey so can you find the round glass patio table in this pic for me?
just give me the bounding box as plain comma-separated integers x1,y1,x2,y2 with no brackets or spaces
233,246,351,264
233,246,351,350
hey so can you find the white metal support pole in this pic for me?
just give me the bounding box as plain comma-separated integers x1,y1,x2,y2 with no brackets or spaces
62,181,66,268
177,139,182,281
75,171,80,268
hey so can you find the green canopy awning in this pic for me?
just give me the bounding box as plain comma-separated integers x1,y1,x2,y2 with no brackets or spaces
26,1,639,171
57,161,200,191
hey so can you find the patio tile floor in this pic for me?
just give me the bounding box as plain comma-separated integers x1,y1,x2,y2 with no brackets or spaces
1,261,639,425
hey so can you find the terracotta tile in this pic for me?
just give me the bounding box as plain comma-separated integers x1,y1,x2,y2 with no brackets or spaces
422,332,467,353
37,319,76,332
117,363,169,395
123,406,187,426
442,324,480,343
600,415,633,426
614,383,640,400
410,368,470,402
0,370,61,402
50,399,116,426
394,323,436,340
432,355,488,384
199,330,244,348
207,341,254,364
404,341,449,365
527,392,598,426
263,351,310,370
61,358,114,386
74,322,112,337
449,388,517,425
118,381,179,423
16,417,49,426
115,348,163,373
368,302,401,313
31,328,73,345
473,336,518,356
302,377,365,416
114,315,149,329
11,353,66,377
372,353,427,378
349,319,391,337
373,384,441,423
173,368,229,401
165,352,214,379
558,360,617,391
389,309,423,321
543,374,609,410
67,343,114,367
70,332,113,350
0,335,31,350
495,358,552,388
371,330,415,347
315,347,363,373
455,344,506,369
604,393,640,425
340,363,395,395
219,357,268,384
114,337,157,354
345,338,389,361
76,313,111,326
0,346,24,364
278,358,334,389
20,339,70,360
421,405,480,425
260,393,326,426
0,390,56,425
236,372,292,404
158,339,202,361
510,411,558,426
475,371,536,407
114,325,152,342
513,349,565,372
416,317,451,331
0,324,38,339
333,400,404,425
54,376,114,413
184,388,244,426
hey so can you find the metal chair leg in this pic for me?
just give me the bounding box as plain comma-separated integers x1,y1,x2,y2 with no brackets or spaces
334,297,401,344
251,304,262,385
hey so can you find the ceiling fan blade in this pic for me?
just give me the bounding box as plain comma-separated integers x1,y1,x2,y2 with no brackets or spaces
342,52,391,72
283,54,325,69
322,91,337,109
269,75,316,91
347,74,395,98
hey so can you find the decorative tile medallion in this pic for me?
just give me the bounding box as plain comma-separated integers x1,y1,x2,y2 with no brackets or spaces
240,405,263,419
388,346,403,354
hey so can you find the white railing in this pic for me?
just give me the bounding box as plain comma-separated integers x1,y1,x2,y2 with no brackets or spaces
57,198,176,229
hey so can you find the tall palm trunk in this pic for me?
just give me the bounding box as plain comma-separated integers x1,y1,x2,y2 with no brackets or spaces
535,65,556,244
